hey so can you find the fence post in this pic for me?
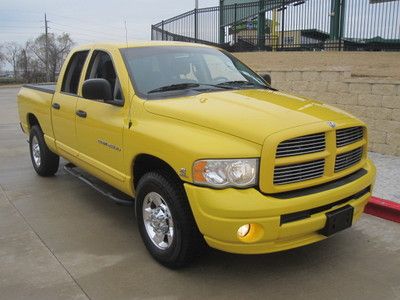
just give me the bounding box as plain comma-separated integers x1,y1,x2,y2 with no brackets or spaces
194,8,198,42
233,4,237,45
257,0,266,50
161,20,165,40
330,0,341,40
219,0,225,44
339,0,346,51
281,0,285,50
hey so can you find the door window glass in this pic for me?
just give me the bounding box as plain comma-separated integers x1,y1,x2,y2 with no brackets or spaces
85,51,122,100
61,51,89,94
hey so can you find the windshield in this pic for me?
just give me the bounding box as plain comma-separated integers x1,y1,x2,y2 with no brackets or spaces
120,46,270,99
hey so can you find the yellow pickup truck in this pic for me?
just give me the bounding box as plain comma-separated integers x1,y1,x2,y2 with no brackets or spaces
17,41,376,268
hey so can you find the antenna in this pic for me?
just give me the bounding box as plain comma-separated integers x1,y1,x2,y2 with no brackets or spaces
124,20,128,46
44,13,49,82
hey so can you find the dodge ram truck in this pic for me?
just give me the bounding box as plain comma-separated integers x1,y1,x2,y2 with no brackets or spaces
17,42,376,268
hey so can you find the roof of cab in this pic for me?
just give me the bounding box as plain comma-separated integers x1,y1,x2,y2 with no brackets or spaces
71,40,213,52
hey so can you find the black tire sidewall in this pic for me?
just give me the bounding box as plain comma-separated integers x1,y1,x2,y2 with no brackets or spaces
29,126,45,173
136,173,186,266
29,125,59,176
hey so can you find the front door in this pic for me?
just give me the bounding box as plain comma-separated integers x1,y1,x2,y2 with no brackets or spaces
51,50,89,158
75,50,127,184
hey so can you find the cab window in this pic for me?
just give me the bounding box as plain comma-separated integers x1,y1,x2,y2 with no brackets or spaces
85,51,123,100
61,50,89,94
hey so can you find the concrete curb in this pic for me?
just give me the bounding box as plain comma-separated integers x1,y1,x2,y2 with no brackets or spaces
365,197,400,223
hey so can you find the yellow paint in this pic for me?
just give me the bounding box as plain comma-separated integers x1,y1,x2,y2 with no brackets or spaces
17,41,376,254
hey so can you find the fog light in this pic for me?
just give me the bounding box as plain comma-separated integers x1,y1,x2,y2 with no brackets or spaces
237,224,251,237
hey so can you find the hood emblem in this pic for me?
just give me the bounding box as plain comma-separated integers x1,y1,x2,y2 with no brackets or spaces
327,121,336,128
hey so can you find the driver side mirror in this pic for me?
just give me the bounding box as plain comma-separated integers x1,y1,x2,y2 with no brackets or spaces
82,78,113,102
260,73,272,85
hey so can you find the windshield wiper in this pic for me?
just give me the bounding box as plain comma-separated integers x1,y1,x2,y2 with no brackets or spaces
216,80,255,87
148,82,234,94
217,80,277,91
148,83,200,94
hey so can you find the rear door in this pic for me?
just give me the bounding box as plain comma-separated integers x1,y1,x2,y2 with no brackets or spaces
75,50,127,183
52,50,89,158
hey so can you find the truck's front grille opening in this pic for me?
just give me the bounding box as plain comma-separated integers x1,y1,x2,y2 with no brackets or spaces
276,132,326,158
274,159,325,185
280,186,371,225
335,147,363,172
336,126,364,148
271,126,366,188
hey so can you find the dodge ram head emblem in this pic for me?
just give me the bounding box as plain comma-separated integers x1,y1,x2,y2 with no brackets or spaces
327,121,336,128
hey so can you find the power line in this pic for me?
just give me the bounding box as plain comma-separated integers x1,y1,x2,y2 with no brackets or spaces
0,20,43,25
46,11,124,31
0,25,42,29
0,32,42,36
50,26,122,42
50,21,125,38
0,10,136,44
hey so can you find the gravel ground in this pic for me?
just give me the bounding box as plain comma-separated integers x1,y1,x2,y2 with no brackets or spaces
369,152,400,204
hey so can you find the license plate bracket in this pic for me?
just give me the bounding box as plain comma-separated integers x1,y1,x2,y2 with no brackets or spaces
319,205,354,237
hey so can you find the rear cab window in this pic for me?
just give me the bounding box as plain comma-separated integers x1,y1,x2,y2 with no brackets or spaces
61,50,89,95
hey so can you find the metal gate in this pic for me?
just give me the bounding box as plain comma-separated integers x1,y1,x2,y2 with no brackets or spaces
151,0,400,51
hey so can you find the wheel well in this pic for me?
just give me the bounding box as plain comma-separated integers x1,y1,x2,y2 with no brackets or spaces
27,113,40,130
133,154,181,188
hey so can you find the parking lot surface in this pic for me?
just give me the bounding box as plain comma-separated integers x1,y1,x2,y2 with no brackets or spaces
1,87,400,300
369,152,400,203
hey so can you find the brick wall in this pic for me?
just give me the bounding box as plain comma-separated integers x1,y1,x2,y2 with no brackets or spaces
261,70,400,156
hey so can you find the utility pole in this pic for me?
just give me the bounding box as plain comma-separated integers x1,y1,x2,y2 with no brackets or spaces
195,0,198,9
44,13,49,82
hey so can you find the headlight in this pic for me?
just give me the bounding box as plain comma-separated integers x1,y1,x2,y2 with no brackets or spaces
193,158,259,188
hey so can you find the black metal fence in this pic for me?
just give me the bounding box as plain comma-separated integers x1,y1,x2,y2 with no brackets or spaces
151,0,400,51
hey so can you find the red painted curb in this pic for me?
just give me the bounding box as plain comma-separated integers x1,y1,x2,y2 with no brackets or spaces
365,196,400,223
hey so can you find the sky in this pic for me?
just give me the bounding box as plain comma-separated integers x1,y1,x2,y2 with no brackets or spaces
0,0,219,45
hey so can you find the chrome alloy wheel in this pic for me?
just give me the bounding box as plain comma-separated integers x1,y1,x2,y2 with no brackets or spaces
31,136,41,167
142,192,174,250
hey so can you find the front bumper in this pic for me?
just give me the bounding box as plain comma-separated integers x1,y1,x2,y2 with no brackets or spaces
184,159,376,254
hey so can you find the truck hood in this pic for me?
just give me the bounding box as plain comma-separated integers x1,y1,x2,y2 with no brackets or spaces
144,89,354,145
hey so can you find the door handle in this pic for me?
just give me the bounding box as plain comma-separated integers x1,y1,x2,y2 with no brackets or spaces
52,103,60,110
76,110,87,118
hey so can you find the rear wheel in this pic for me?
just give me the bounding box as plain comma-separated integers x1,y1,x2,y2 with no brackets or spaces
136,171,205,269
29,125,59,176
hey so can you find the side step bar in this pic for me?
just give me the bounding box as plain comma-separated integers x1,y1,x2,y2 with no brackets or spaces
63,163,134,206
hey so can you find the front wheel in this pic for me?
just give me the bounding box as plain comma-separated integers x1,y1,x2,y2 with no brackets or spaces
136,172,205,268
29,125,59,176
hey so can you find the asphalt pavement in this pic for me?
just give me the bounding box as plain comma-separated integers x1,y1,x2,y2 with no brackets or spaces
1,86,399,300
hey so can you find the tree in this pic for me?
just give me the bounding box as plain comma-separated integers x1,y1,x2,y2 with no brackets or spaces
29,33,74,82
0,45,5,72
16,42,45,83
4,42,21,79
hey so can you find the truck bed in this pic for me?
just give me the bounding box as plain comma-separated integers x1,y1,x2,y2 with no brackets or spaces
17,83,56,138
23,83,56,94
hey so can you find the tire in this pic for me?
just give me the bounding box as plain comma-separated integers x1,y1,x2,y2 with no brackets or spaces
29,125,59,176
136,171,205,269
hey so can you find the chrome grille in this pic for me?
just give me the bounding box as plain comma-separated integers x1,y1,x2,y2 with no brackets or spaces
335,147,363,172
276,133,325,158
336,127,363,147
274,159,325,185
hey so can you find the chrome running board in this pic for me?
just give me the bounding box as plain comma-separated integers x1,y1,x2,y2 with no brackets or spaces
63,163,134,206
